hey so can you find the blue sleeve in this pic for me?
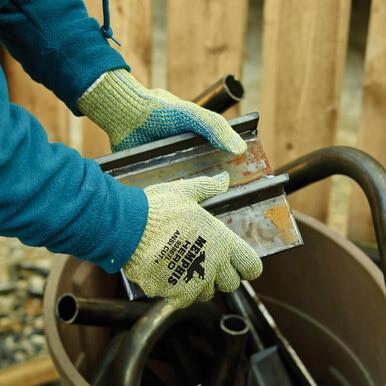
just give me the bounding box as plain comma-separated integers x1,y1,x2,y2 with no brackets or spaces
0,0,129,115
0,68,148,273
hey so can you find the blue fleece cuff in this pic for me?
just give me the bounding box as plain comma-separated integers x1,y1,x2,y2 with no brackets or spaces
84,182,149,273
0,0,130,115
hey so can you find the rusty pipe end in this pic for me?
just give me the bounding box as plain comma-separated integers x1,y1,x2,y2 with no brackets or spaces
56,293,78,324
223,75,244,102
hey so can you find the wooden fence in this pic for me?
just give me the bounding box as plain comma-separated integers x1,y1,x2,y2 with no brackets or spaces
1,0,385,247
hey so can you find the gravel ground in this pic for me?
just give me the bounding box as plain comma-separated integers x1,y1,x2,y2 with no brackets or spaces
0,237,54,369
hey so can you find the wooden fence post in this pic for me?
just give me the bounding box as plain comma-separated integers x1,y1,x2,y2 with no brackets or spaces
167,0,248,118
348,0,386,245
82,0,153,158
260,0,351,221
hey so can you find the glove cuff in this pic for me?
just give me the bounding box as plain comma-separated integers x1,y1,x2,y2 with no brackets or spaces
122,190,170,283
77,69,154,148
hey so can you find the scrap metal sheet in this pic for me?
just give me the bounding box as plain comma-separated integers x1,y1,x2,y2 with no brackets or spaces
113,135,302,256
218,195,302,257
116,136,272,188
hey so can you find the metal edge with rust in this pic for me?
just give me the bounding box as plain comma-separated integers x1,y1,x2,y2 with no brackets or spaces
96,112,259,172
200,174,288,216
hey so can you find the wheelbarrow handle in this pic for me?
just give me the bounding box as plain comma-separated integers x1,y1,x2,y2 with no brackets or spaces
276,146,386,283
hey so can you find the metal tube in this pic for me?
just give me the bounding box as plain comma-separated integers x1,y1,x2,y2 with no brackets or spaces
276,146,386,280
226,291,264,352
56,293,150,327
205,314,249,386
110,301,221,386
192,74,245,114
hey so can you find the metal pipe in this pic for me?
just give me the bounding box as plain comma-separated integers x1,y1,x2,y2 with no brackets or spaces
192,74,245,114
276,146,386,280
56,293,150,327
226,291,264,352
205,314,249,386
110,300,221,386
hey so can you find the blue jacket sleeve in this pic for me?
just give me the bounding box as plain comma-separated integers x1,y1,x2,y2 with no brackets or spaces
0,0,129,115
0,67,148,273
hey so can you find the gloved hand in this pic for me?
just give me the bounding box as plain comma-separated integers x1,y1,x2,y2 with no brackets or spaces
122,172,262,308
77,69,247,154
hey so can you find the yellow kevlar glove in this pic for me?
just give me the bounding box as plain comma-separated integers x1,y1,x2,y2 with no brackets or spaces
77,69,247,154
123,172,262,308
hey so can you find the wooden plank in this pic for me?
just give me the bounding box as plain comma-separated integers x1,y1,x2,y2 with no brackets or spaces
260,0,351,221
3,55,69,144
167,0,248,118
348,0,386,245
82,0,153,158
0,355,59,386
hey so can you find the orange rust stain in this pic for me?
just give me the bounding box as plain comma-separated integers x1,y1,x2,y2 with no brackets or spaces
265,205,294,243
227,154,245,166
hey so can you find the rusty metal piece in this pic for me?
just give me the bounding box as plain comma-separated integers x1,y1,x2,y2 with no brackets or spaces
112,133,271,190
119,174,301,300
97,112,260,174
56,293,150,327
276,146,386,280
217,193,302,257
97,111,302,259
205,314,249,386
192,74,244,114
110,301,221,386
98,112,302,300
97,113,302,258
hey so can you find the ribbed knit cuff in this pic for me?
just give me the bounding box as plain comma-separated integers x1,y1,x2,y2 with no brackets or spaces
77,69,154,147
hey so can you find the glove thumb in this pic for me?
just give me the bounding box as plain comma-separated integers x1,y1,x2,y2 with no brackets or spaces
172,172,230,202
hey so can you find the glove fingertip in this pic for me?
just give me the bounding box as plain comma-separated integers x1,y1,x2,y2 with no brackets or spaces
231,239,263,281
244,257,263,281
224,135,248,155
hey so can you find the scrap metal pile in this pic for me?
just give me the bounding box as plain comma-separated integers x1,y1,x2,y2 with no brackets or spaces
46,76,385,386
55,282,316,386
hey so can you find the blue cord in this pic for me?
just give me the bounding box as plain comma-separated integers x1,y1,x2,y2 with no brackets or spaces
100,0,121,46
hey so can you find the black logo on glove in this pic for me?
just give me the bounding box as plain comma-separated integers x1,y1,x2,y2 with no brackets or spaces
184,251,205,283
156,231,207,286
